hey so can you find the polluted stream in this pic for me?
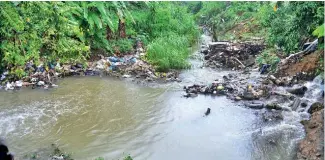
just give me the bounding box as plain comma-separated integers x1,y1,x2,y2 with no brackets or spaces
0,35,317,160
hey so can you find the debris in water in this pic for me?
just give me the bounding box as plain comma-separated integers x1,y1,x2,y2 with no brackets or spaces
204,108,211,116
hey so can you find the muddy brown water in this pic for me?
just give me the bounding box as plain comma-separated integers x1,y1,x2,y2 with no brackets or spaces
0,35,309,160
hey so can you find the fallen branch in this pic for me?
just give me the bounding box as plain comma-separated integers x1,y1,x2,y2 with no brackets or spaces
281,39,318,65
232,57,246,68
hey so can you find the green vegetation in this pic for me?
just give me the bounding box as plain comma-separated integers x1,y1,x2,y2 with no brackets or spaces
193,1,324,69
0,2,198,77
0,1,323,76
258,2,324,54
195,2,262,41
147,34,191,71
131,2,199,71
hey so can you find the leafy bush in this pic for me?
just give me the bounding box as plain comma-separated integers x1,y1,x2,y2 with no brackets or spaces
0,2,199,77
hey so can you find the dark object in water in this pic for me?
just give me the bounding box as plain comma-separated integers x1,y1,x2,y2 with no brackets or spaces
0,141,14,160
205,108,211,116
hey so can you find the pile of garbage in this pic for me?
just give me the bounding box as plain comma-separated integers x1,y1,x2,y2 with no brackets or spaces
0,61,60,90
201,41,265,69
0,41,182,90
183,73,267,101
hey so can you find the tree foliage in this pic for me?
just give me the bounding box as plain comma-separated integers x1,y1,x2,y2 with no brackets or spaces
195,1,324,54
0,2,89,77
259,2,324,54
0,1,198,76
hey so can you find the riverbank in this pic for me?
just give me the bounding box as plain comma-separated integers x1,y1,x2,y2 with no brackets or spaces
298,108,324,160
0,42,182,91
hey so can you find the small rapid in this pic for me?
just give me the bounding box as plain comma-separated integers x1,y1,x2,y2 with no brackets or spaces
250,74,323,160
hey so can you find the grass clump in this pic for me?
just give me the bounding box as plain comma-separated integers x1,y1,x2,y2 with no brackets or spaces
146,34,191,72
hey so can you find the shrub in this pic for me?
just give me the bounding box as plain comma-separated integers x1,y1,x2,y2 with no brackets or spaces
256,49,280,71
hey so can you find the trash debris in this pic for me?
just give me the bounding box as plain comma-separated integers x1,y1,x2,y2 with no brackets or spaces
204,41,265,69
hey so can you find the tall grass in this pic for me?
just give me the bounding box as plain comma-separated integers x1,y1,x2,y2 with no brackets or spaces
146,33,192,71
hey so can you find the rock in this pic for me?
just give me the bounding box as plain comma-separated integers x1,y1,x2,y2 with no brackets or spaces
37,81,45,86
223,75,230,81
308,102,324,114
224,84,234,93
204,108,211,116
297,109,324,160
265,103,282,110
252,90,264,98
146,77,153,82
184,93,198,98
301,101,308,107
242,91,256,100
262,110,283,122
235,96,242,101
245,101,264,109
287,86,307,95
122,74,131,78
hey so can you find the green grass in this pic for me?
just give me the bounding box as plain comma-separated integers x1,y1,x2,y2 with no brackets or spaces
146,33,192,71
